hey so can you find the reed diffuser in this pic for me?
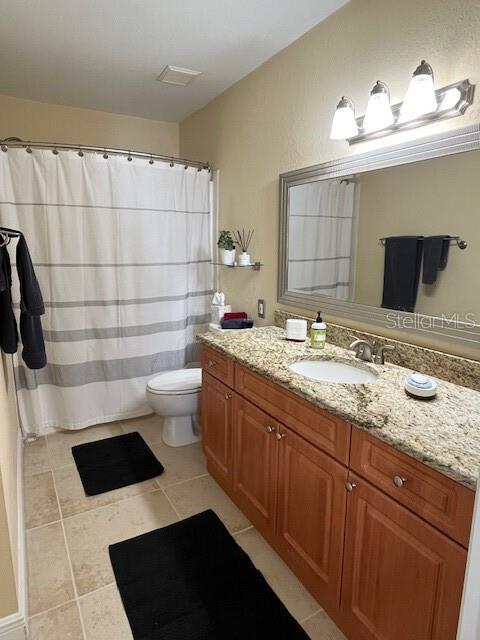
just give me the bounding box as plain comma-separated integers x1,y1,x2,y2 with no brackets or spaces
232,229,254,266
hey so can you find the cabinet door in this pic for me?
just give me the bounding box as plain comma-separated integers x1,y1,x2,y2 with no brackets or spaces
201,372,234,491
341,473,467,640
276,426,348,609
233,395,279,536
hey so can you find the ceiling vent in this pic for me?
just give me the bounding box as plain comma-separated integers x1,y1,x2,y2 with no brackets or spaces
156,65,202,87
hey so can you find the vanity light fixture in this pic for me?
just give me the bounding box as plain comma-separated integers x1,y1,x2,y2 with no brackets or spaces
399,60,437,122
329,97,358,140
331,60,475,145
363,81,394,133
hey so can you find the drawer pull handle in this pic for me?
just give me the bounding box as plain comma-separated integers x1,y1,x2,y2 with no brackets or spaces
345,482,357,492
275,432,286,440
208,360,217,367
225,393,232,400
266,425,276,433
393,475,406,488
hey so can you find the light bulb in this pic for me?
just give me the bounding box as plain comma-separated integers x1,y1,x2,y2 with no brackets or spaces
363,81,394,133
330,97,358,140
399,60,437,123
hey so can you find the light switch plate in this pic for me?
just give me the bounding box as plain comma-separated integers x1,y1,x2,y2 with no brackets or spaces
257,299,265,319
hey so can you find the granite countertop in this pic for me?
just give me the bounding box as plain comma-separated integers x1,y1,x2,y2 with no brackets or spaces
198,326,480,490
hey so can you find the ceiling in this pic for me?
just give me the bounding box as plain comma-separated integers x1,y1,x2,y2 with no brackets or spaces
0,0,348,122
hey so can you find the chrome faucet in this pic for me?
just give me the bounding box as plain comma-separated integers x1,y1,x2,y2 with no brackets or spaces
349,336,395,364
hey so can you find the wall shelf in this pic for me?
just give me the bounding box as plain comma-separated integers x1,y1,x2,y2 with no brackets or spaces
211,261,262,271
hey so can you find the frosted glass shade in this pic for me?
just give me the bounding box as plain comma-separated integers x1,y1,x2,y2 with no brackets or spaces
363,91,394,133
399,73,437,122
330,99,358,140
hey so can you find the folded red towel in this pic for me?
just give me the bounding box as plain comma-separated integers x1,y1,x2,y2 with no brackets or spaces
223,312,247,320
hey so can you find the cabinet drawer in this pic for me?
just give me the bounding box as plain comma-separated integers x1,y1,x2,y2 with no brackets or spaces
350,428,474,547
235,364,351,465
201,344,234,388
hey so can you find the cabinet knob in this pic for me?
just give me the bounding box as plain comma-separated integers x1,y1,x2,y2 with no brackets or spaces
208,359,217,367
393,475,406,488
225,393,232,400
345,482,357,492
266,425,276,433
275,432,285,440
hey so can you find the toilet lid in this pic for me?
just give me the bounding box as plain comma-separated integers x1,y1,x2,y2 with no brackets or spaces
147,368,202,394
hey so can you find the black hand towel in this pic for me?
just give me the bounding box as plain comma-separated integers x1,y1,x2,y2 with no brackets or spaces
381,236,423,313
422,235,451,284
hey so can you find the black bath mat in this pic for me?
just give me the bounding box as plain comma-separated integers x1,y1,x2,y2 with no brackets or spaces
72,432,164,496
109,509,308,640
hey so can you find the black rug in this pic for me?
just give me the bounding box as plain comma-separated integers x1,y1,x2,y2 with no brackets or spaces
72,432,164,496
109,509,309,640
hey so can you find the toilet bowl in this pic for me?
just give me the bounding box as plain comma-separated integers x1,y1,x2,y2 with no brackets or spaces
146,368,202,447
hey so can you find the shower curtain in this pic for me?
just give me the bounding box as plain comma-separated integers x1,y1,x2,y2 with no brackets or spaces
288,179,356,300
0,149,213,435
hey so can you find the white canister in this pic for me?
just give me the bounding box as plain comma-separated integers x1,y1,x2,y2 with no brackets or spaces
286,319,307,342
238,252,251,266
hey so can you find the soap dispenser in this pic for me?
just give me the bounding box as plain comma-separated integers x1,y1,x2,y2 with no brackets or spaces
310,311,327,349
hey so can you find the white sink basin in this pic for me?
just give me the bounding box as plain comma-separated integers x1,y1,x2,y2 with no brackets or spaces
289,360,378,384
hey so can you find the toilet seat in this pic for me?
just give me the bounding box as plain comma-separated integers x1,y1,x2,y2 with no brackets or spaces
147,368,202,396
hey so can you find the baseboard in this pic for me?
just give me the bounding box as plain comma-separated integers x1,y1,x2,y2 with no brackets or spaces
0,612,26,640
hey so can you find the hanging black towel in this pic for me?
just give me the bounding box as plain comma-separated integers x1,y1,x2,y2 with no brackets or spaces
0,246,18,354
422,235,451,284
381,236,423,313
0,231,46,369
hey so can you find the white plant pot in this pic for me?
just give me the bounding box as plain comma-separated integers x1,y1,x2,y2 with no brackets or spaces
219,248,236,265
238,252,251,266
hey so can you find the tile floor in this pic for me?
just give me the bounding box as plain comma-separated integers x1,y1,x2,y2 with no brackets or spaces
25,414,346,639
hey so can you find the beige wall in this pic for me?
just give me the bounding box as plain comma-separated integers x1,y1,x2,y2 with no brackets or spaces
0,94,179,156
354,151,480,320
0,355,19,617
180,0,480,358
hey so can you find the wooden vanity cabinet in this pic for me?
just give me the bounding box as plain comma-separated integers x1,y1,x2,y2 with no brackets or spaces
341,473,467,640
276,425,348,609
233,395,280,537
201,372,234,491
200,345,472,640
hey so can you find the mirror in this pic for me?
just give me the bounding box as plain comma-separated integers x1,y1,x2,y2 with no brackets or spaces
279,125,480,347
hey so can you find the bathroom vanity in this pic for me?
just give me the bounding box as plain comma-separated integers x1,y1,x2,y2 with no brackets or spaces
199,328,478,640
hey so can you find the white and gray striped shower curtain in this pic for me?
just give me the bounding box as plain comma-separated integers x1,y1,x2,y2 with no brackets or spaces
288,180,356,299
0,149,213,435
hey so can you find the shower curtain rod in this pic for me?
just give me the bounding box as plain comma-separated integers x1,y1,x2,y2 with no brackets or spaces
0,137,211,171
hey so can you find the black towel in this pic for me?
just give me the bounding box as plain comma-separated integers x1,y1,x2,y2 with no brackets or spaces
422,235,451,284
381,236,423,313
0,246,18,354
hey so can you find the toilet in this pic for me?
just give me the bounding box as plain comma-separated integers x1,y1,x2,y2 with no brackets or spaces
146,368,202,447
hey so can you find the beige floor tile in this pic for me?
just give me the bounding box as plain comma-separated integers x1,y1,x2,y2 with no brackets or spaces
164,475,250,533
25,471,60,529
302,609,347,639
64,490,177,596
235,528,320,623
46,422,124,469
120,413,163,445
150,441,207,488
24,438,50,476
29,601,83,640
54,464,159,518
81,584,133,640
27,522,75,616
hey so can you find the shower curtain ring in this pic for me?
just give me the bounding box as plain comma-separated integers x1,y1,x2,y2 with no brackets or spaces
26,146,32,154
1,144,7,152
103,151,109,159
52,147,59,155
78,148,84,157
149,155,154,165
169,159,174,167
127,153,133,162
